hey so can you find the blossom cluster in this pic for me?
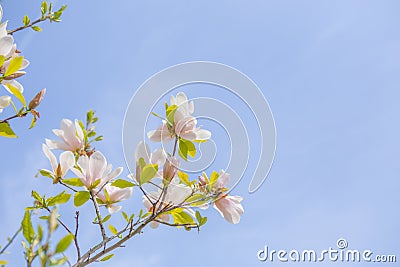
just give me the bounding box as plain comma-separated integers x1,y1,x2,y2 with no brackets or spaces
0,4,30,114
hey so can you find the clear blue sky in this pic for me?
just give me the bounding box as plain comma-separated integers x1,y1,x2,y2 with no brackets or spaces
1,0,399,266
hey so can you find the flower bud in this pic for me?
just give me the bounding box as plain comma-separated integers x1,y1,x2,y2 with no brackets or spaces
163,156,179,184
0,95,12,109
28,88,46,110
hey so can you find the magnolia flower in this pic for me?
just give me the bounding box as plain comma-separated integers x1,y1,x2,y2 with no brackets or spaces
0,6,30,93
97,184,133,213
128,141,165,183
143,178,192,228
213,195,244,224
42,144,75,183
45,119,85,152
71,151,123,189
148,92,211,142
0,95,11,113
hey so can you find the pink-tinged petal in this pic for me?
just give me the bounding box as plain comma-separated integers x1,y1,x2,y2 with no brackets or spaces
150,221,160,229
104,166,123,184
214,170,230,189
166,184,192,205
108,205,121,214
0,95,11,108
42,144,57,172
74,119,84,141
150,148,166,166
45,138,70,151
147,123,173,142
135,141,151,163
110,187,133,202
213,195,244,224
20,59,30,70
0,35,13,56
194,128,211,140
59,151,75,177
0,7,3,27
89,151,107,183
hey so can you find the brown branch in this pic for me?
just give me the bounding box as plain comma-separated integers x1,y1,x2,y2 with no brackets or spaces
8,15,52,35
89,191,107,241
74,211,81,259
0,111,29,124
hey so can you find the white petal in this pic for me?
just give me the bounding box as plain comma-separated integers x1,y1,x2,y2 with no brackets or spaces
60,151,75,177
0,35,13,56
150,148,166,166
104,166,123,183
89,151,107,182
42,144,57,172
108,205,122,214
2,79,23,93
135,141,151,163
45,138,69,150
0,95,11,108
195,129,211,140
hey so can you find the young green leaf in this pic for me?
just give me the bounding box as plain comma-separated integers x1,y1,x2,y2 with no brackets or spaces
177,171,190,186
108,224,118,235
99,254,114,262
0,122,17,138
4,56,23,76
55,234,74,254
31,26,42,32
111,179,135,188
62,178,84,187
21,211,35,244
139,164,158,185
5,83,26,107
74,191,90,207
23,15,30,26
47,191,71,206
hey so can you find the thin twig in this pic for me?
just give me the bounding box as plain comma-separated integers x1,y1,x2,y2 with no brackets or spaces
74,211,81,259
0,111,29,124
89,191,107,241
8,15,52,35
0,226,22,254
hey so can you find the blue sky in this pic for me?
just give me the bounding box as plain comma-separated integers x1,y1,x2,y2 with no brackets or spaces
1,0,400,266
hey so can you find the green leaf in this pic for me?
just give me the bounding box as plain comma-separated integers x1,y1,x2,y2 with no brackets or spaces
0,122,17,138
139,164,158,185
121,211,129,223
62,178,84,187
108,224,118,235
99,254,114,262
178,139,196,161
177,171,190,186
23,15,30,26
55,234,74,253
31,190,42,202
166,105,178,125
47,191,71,206
21,211,35,244
208,171,220,191
102,214,111,223
31,26,42,32
28,116,37,129
0,55,5,67
111,179,135,188
185,194,205,204
5,83,26,107
39,169,53,179
170,208,195,227
74,191,90,207
41,1,48,15
4,56,23,76
90,179,101,189
50,257,68,266
37,224,44,242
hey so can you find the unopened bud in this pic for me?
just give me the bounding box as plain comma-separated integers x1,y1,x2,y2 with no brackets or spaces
28,88,46,110
163,156,179,184
2,71,26,80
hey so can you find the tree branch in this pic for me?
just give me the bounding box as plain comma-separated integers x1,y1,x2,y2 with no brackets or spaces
0,226,22,255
